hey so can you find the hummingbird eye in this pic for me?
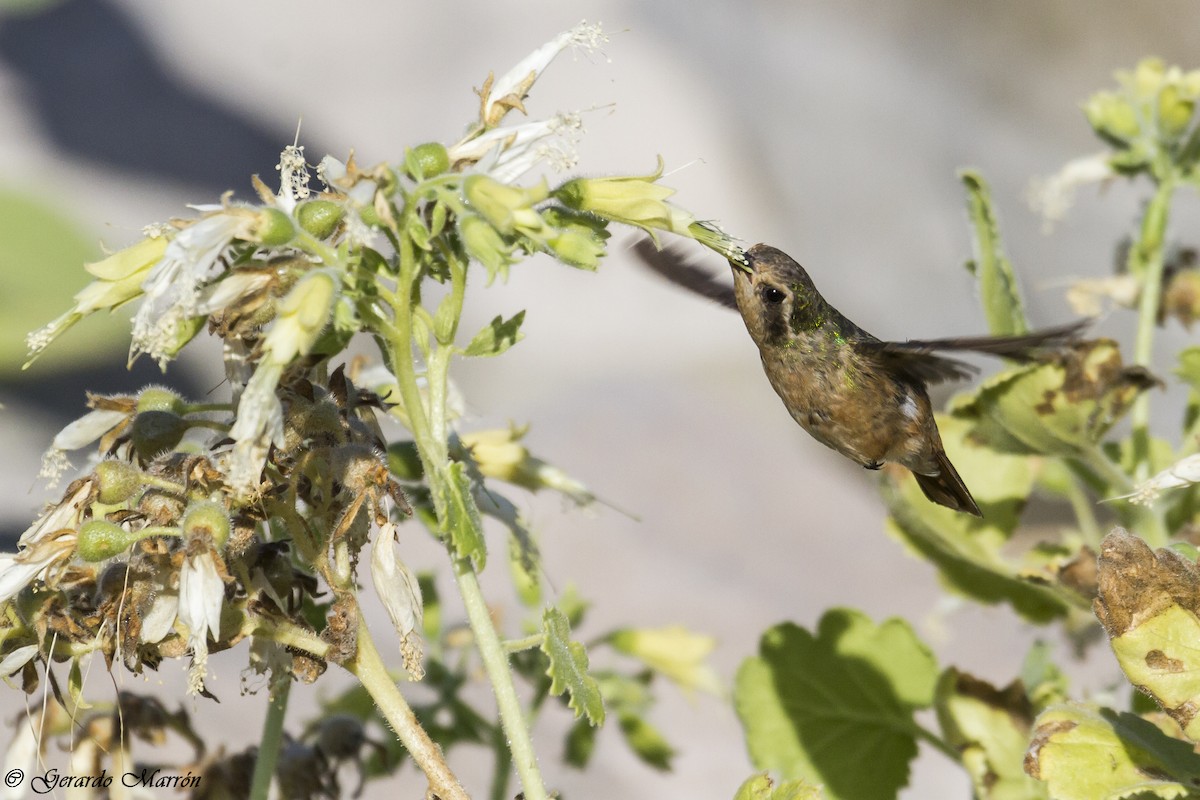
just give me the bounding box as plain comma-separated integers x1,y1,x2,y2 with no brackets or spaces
760,286,786,305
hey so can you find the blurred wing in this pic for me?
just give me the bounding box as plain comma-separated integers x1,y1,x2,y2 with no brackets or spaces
863,319,1090,386
631,238,739,310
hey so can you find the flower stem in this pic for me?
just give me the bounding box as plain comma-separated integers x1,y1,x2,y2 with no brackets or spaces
453,558,549,800
1128,177,1176,482
346,615,468,800
248,670,290,800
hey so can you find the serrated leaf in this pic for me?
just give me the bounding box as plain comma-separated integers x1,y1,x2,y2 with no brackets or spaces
1026,704,1200,800
462,311,525,357
950,339,1158,458
734,609,938,800
883,415,1069,622
617,712,674,770
1094,529,1200,739
609,626,722,695
960,170,1029,336
439,462,486,569
542,607,604,725
934,669,1047,800
733,774,824,800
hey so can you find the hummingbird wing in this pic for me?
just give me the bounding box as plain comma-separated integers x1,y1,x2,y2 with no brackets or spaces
630,239,739,310
862,320,1090,386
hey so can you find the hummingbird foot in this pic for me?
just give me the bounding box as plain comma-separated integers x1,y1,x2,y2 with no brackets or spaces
864,460,884,471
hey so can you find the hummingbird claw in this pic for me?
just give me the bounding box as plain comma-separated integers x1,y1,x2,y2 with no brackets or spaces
864,460,884,471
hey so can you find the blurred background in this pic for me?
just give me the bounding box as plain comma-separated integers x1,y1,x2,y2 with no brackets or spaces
0,1,1198,797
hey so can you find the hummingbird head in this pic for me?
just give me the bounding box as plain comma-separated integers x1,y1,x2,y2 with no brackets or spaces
730,244,827,347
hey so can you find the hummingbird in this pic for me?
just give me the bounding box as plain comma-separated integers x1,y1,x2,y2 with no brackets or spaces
633,239,1086,516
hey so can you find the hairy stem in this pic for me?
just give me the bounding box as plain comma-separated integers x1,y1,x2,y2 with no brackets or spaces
454,559,549,800
1128,177,1176,482
346,616,468,800
384,196,550,800
248,671,290,800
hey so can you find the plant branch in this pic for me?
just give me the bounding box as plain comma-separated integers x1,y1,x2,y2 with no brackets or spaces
346,615,468,800
248,669,290,800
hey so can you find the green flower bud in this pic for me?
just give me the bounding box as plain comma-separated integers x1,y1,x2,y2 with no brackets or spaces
553,158,695,236
547,228,606,270
95,460,142,504
136,385,186,414
463,175,549,236
387,440,425,481
78,519,144,562
252,207,296,247
1130,58,1167,100
458,214,518,282
182,499,231,550
130,410,188,460
405,142,451,180
1158,83,1195,140
1083,91,1140,144
296,200,344,240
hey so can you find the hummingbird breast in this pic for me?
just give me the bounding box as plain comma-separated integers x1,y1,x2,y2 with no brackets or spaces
758,334,941,473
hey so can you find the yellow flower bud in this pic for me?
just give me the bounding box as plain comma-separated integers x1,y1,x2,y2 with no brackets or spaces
463,175,550,236
553,158,695,236
263,269,338,364
1084,91,1140,143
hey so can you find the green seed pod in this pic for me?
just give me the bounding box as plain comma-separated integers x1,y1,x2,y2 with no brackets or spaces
387,441,424,481
95,460,142,504
182,499,231,549
130,410,188,460
136,385,186,415
296,200,344,240
78,519,144,562
253,207,296,247
405,142,451,180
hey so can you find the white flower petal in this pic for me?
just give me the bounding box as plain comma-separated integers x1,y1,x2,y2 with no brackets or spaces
370,522,424,679
1027,152,1114,232
1126,454,1200,505
140,592,180,644
0,645,37,677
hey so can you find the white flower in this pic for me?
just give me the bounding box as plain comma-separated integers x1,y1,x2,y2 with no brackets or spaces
1027,153,1115,233
226,361,285,498
1123,454,1200,505
370,521,424,679
131,211,254,368
39,408,128,487
481,21,607,127
178,550,225,694
275,143,311,211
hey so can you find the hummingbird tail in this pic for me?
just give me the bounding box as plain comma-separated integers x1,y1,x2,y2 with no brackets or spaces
913,450,982,516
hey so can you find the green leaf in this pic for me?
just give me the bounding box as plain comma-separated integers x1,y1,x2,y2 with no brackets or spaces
438,462,486,569
67,656,92,711
950,339,1158,458
883,415,1069,622
462,311,525,357
1026,704,1200,800
1020,641,1070,711
960,170,1029,336
1095,529,1200,739
733,774,824,800
542,607,605,725
733,609,938,800
934,669,1047,800
609,626,722,695
617,712,674,771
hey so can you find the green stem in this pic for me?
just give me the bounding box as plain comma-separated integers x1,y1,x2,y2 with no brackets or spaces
488,724,515,800
248,671,290,800
503,633,545,654
453,559,549,800
383,198,549,800
913,719,961,763
1064,474,1103,552
1128,177,1176,482
346,616,468,800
